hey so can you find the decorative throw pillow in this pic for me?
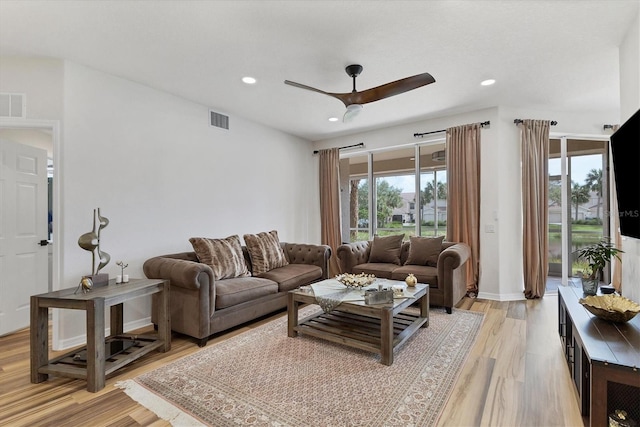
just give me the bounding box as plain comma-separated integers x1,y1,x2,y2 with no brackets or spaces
404,235,444,267
368,234,404,265
243,230,289,276
189,235,250,280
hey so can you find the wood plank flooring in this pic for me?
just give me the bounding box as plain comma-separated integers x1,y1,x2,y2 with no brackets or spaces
0,295,585,426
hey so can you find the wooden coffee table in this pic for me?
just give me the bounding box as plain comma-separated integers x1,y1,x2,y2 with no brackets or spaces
287,280,429,365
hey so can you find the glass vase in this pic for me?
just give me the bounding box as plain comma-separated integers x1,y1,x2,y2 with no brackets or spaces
581,278,599,296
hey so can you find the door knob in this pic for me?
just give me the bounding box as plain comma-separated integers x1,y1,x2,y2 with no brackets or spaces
39,240,49,246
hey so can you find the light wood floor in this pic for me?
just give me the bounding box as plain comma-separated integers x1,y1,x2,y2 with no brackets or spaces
0,295,585,427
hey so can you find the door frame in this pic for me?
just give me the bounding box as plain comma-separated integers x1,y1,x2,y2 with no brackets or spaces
0,118,61,294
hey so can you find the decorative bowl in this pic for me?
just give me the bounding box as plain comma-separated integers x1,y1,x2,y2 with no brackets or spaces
579,295,640,323
335,273,376,289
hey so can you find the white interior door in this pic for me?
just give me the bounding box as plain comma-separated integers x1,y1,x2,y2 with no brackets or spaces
0,139,48,336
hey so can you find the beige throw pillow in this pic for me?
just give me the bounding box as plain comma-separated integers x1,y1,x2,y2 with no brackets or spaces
368,234,404,265
405,235,444,266
243,230,289,276
189,235,250,280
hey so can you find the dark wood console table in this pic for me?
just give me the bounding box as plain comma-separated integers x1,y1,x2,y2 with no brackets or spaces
558,286,639,426
30,278,170,392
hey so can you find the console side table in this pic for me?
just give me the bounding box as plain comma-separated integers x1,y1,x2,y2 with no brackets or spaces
558,286,640,426
30,278,170,392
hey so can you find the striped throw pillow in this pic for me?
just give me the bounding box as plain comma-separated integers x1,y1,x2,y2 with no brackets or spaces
243,230,289,276
190,235,250,280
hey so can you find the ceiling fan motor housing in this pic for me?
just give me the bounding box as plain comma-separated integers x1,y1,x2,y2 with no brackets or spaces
345,64,363,77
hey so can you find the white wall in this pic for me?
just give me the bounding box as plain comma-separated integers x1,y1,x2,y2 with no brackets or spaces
313,107,619,301
618,9,640,304
2,57,320,348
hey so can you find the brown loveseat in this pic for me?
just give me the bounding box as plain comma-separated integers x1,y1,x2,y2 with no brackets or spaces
337,237,470,313
144,238,331,346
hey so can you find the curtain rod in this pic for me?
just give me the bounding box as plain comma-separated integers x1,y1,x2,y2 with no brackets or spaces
514,119,558,125
313,142,364,155
413,120,490,138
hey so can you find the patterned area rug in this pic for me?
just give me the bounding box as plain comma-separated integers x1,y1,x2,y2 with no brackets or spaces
117,306,484,426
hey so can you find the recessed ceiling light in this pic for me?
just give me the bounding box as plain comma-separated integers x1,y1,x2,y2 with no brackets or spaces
481,79,496,86
328,117,339,122
242,76,257,84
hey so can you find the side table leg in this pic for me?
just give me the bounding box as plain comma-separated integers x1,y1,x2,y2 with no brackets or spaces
381,308,393,366
30,296,48,383
110,303,124,337
287,292,298,337
86,298,105,392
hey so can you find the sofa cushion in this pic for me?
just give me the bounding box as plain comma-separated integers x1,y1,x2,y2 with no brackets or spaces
405,236,444,267
258,263,323,292
352,263,398,279
189,235,250,280
214,277,278,310
368,234,404,265
244,230,289,275
390,265,438,286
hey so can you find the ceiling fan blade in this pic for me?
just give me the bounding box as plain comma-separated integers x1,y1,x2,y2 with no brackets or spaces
284,80,333,97
338,72,436,105
343,104,363,123
285,80,354,106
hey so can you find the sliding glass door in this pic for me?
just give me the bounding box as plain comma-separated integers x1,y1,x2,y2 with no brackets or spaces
547,138,609,290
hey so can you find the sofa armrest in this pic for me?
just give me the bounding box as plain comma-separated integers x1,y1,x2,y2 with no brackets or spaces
282,243,332,279
144,254,216,339
336,241,371,273
437,243,471,310
143,256,214,291
438,243,471,272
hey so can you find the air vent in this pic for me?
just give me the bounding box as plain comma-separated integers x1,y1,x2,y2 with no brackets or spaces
0,93,26,118
209,110,229,130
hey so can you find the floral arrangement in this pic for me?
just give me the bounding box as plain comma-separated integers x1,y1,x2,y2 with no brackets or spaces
335,273,376,288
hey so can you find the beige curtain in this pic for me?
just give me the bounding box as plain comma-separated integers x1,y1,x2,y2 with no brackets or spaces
319,148,342,276
610,124,622,292
520,119,550,299
446,123,481,294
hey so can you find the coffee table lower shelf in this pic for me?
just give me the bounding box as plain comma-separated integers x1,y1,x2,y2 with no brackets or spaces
293,310,428,357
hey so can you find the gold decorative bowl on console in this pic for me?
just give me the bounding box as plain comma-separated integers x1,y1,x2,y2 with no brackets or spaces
579,294,640,323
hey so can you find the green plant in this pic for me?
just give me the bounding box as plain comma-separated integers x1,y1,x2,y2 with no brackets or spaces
575,238,623,281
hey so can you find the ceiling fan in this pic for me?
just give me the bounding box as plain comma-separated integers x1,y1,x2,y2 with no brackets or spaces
284,64,435,122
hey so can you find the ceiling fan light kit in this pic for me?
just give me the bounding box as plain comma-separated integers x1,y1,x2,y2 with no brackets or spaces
284,64,435,122
343,104,363,122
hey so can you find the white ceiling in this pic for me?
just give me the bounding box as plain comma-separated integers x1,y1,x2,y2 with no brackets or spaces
1,1,638,141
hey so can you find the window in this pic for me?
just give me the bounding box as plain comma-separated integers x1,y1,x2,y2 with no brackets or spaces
340,142,446,242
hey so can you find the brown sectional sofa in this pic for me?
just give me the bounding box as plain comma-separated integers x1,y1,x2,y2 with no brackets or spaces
337,239,470,313
144,241,331,346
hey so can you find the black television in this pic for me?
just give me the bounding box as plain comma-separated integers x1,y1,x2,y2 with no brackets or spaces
610,108,640,239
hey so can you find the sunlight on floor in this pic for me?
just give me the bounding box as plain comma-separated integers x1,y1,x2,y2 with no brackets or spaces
546,276,581,294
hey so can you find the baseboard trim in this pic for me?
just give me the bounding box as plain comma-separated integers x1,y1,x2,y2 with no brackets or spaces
477,291,526,301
